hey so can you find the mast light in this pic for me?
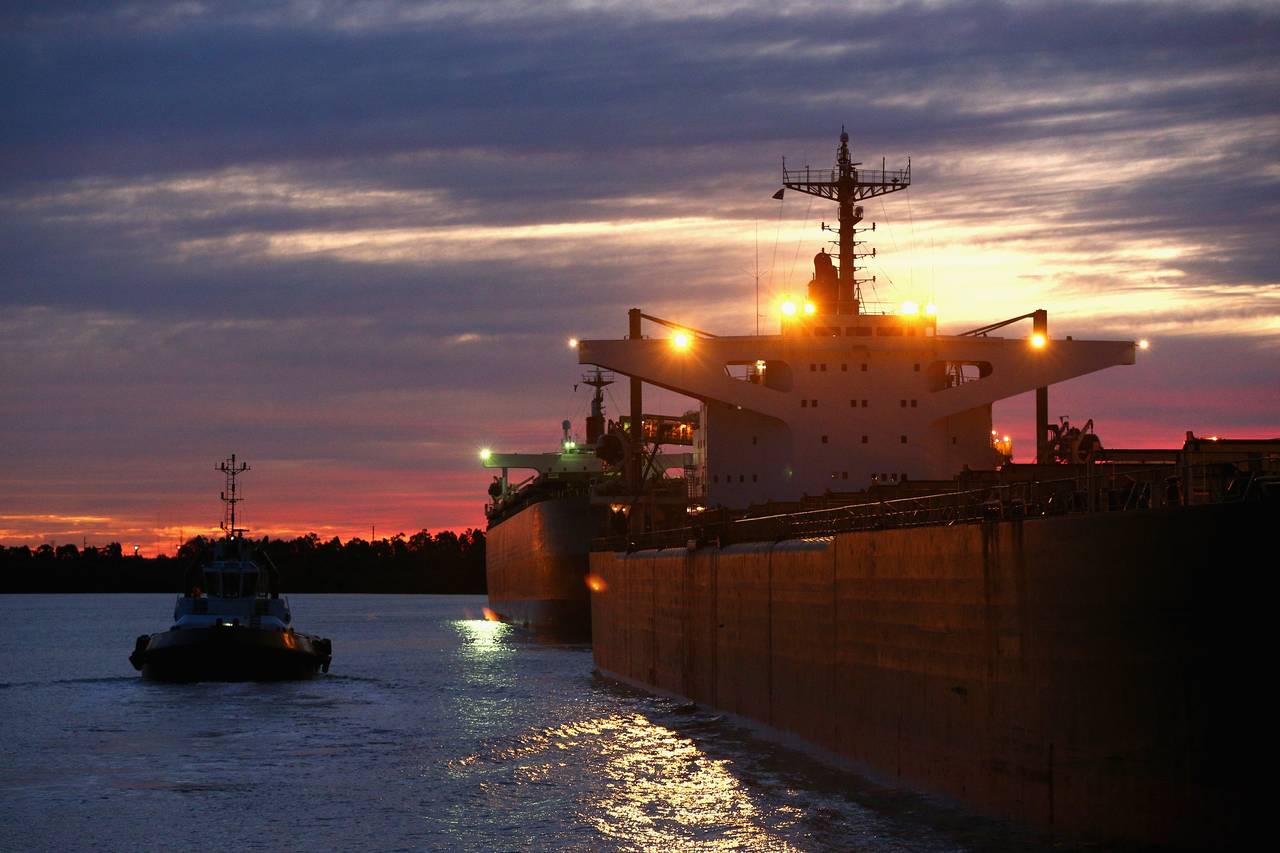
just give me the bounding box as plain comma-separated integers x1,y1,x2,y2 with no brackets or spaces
780,299,797,317
1029,333,1047,349
900,301,920,315
479,448,492,462
671,331,692,351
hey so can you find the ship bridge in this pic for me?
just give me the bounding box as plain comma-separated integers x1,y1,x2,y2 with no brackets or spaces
578,310,1134,506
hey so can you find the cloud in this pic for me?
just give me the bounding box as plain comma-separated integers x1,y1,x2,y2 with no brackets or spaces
1,0,1277,547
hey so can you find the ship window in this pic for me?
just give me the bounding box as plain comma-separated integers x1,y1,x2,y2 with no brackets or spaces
914,363,921,372
861,399,868,407
752,474,757,482
713,475,719,484
877,326,904,337
821,435,829,444
203,570,221,597
900,399,907,408
810,363,816,372
952,436,957,445
842,471,848,480
751,435,757,445
848,327,872,337
739,475,744,483
861,363,868,372
242,573,258,597
820,363,827,372
849,399,856,407
911,399,917,408
811,399,819,407
801,399,808,408
841,363,848,372
900,435,908,444
862,435,869,444
221,572,241,598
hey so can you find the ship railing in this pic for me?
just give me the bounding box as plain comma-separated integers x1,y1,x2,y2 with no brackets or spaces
595,455,1278,552
782,166,911,187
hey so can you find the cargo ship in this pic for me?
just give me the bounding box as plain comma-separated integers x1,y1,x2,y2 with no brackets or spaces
481,369,691,639
485,131,1276,845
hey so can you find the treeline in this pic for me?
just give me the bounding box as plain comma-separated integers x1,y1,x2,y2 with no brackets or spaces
0,529,486,594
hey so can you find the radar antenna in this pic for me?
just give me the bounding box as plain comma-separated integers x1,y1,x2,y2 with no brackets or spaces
217,454,250,539
780,128,910,314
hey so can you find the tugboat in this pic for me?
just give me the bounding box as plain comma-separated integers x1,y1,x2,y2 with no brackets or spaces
129,455,332,681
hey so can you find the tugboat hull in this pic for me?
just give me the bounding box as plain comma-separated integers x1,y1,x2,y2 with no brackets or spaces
131,627,332,682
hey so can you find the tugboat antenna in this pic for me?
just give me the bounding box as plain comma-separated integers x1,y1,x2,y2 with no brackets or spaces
217,454,250,539
781,127,910,314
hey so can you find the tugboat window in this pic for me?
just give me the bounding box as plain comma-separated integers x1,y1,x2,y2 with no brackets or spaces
222,572,241,598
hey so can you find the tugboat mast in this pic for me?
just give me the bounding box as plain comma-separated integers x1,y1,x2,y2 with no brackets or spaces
781,128,911,314
217,454,250,538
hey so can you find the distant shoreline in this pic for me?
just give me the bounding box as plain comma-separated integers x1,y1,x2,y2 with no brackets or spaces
1,529,487,595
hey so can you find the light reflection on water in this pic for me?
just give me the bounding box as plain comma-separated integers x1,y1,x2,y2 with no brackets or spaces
1,595,1093,852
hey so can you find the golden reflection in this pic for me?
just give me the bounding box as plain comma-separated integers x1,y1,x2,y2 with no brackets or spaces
584,573,608,593
453,713,800,851
454,616,511,656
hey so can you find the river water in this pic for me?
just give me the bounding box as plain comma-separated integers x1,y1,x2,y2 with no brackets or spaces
1,595,1102,851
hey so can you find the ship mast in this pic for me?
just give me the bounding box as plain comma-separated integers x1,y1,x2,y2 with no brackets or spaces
582,368,615,445
217,454,250,539
781,129,910,314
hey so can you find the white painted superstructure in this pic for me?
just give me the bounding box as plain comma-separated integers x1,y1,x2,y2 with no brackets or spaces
580,310,1134,506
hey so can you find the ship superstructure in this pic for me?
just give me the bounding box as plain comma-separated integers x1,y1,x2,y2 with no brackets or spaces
578,132,1134,508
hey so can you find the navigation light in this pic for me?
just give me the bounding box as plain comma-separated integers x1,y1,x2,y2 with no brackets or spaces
479,448,492,462
803,301,816,315
780,299,797,317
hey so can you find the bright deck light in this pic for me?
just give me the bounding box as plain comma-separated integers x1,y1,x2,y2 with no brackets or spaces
925,302,937,316
671,331,692,351
1029,332,1047,349
900,301,919,315
780,299,797,317
803,301,816,315
1138,339,1150,350
479,448,492,461
568,337,579,349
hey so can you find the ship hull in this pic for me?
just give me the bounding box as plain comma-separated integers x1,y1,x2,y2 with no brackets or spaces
485,495,603,640
588,500,1267,848
130,627,332,681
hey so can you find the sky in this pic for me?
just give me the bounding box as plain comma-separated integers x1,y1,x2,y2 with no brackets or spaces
2,0,1277,553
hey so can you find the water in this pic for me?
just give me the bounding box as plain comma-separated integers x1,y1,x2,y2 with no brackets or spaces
1,595,1089,852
